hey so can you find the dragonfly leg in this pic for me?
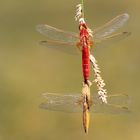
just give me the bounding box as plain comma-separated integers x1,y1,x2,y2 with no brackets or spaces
76,42,82,51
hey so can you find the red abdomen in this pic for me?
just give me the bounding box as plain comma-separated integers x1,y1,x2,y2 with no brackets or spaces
82,46,90,83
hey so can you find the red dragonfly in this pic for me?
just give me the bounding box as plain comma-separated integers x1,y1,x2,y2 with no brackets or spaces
36,13,130,85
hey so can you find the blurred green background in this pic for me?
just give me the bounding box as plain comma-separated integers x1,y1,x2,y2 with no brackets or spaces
0,0,139,139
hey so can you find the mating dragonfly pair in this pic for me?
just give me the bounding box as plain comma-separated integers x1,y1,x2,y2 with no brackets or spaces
37,13,130,115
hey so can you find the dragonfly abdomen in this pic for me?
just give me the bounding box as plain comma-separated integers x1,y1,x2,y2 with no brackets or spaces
82,46,90,84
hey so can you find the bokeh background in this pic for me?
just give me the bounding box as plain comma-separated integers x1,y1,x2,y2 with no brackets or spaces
0,0,139,139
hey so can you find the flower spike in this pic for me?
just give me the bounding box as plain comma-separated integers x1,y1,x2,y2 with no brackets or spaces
90,54,108,104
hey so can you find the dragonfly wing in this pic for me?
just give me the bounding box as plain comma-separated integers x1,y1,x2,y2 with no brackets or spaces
36,24,79,43
40,93,82,113
104,94,130,105
39,40,80,55
93,13,129,42
90,103,129,114
40,93,130,114
91,94,130,114
93,31,131,48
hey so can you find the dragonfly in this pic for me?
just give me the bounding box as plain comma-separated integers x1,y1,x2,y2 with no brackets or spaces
36,13,131,85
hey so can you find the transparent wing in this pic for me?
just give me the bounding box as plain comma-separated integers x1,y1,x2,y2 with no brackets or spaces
93,31,131,48
40,93,130,114
91,94,130,114
36,24,79,43
93,13,129,40
39,40,80,55
40,93,82,113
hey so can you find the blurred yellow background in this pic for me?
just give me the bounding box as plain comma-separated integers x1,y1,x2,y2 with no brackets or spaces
0,0,139,139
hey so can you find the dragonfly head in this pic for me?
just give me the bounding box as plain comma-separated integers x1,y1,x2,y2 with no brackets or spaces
79,23,87,30
79,18,87,30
